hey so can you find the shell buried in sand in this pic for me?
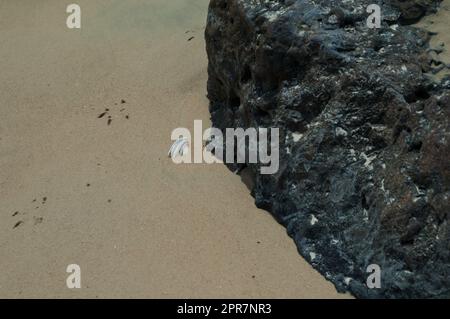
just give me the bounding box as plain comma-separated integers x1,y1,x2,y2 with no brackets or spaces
168,137,190,159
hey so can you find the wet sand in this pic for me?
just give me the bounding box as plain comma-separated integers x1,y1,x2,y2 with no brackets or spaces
0,0,346,298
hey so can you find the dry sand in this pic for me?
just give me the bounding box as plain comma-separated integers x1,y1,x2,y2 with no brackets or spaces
416,0,450,80
0,0,347,298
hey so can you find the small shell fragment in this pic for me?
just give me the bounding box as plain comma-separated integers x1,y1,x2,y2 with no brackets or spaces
168,138,189,159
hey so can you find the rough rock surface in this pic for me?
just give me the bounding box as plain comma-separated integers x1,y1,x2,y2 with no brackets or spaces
205,0,449,298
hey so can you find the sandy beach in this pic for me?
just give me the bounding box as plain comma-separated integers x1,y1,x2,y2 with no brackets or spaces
0,0,347,298
416,0,450,80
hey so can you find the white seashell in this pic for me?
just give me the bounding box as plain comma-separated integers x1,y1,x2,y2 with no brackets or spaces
310,214,319,225
168,138,189,159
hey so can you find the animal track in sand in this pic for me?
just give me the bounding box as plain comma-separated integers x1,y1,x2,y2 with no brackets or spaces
11,196,47,229
97,99,131,126
185,29,198,42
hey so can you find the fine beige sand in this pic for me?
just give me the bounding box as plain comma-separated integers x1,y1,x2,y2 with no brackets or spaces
0,0,348,298
417,0,450,80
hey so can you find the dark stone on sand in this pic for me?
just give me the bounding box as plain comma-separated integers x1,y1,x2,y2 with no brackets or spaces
206,0,449,298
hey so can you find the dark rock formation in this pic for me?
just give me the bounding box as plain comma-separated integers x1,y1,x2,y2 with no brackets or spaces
391,0,442,22
205,0,449,298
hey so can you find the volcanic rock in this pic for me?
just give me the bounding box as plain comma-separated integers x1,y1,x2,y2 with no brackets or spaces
206,0,449,298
